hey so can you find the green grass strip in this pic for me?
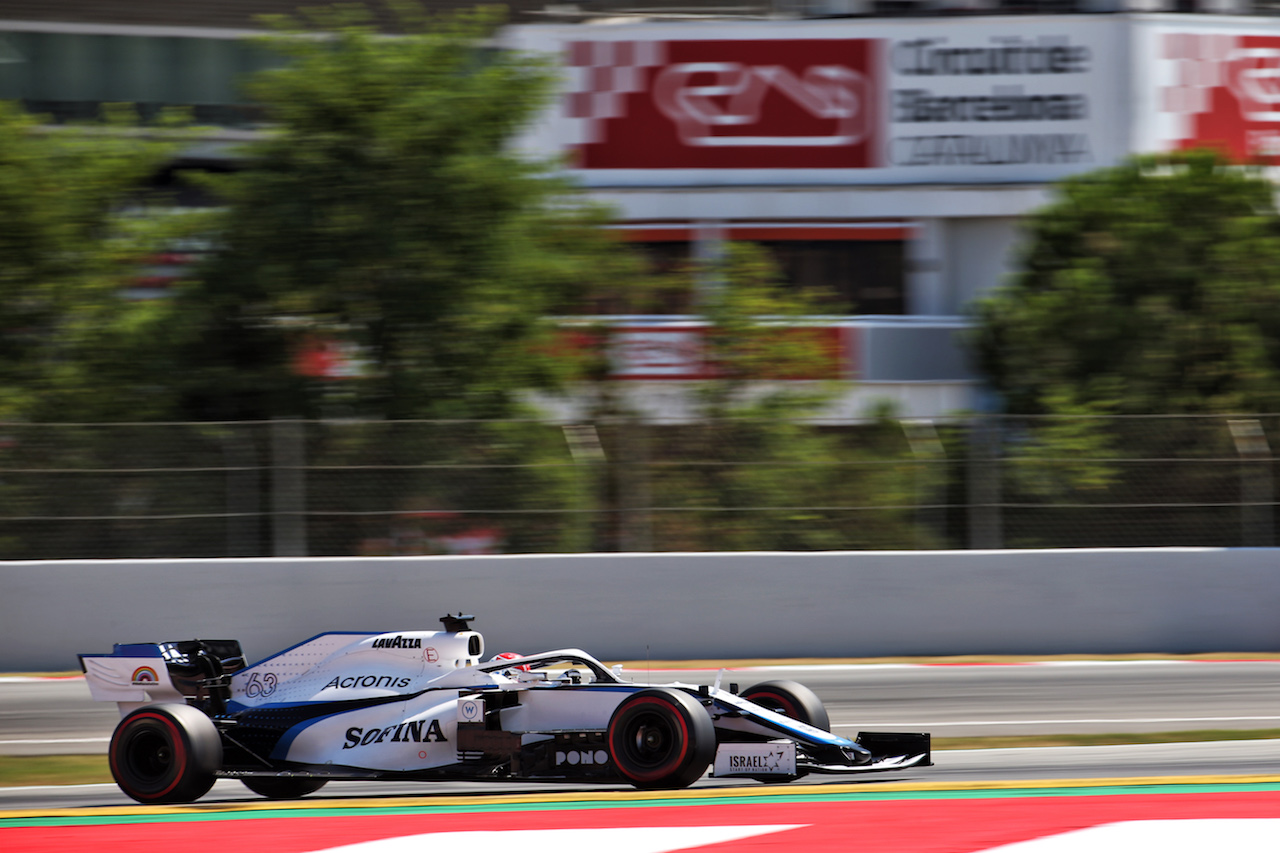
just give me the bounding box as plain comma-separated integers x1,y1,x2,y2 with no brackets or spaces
0,755,109,788
5,781,1280,828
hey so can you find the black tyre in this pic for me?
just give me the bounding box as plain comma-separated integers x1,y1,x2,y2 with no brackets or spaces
241,776,328,799
607,688,715,789
741,680,831,731
109,703,223,804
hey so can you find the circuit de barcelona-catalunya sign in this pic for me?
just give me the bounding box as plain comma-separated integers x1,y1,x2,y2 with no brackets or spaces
508,17,1128,186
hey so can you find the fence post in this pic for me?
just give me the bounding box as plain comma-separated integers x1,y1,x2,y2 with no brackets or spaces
271,418,308,557
1228,419,1274,547
563,423,608,550
903,419,944,549
223,426,260,557
967,415,1003,549
618,419,653,553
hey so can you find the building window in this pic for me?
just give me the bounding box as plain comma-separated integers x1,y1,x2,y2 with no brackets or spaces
758,240,906,315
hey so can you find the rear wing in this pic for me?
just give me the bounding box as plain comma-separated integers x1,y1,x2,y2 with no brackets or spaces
79,639,246,715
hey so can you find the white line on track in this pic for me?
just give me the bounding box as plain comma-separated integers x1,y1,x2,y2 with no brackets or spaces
0,783,118,792
942,739,1280,754
6,661,1280,681
746,660,1280,672
0,737,109,745
308,826,808,853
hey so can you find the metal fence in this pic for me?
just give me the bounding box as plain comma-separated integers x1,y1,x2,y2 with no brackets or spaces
0,415,1275,559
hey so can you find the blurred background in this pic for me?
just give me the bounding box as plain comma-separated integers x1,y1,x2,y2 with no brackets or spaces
0,0,1278,560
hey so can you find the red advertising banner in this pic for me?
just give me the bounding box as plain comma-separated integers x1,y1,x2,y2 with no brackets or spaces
564,39,880,169
1162,32,1280,161
556,322,856,381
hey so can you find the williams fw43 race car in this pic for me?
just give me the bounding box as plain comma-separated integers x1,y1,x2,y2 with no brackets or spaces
78,615,931,804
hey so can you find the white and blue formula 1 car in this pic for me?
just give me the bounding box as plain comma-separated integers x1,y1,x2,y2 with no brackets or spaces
79,615,931,803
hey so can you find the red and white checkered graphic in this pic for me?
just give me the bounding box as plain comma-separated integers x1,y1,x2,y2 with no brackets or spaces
564,40,666,146
1158,31,1280,160
1160,32,1237,147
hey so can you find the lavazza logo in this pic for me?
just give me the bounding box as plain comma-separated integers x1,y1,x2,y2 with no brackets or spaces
372,635,421,649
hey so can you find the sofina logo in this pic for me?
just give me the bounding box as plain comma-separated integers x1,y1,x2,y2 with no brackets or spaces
131,666,159,685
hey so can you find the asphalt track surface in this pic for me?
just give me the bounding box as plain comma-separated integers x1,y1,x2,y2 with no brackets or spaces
4,660,1280,810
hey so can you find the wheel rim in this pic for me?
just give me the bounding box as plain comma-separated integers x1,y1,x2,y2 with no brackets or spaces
622,711,678,770
125,728,175,785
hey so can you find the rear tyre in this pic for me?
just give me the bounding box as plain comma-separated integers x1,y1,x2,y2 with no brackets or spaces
740,680,831,731
607,688,715,789
241,776,329,799
109,703,222,804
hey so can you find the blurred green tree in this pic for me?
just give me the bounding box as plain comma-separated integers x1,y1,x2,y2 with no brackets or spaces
0,103,180,422
581,244,924,551
972,150,1280,417
157,4,645,554
969,150,1280,532
176,4,626,421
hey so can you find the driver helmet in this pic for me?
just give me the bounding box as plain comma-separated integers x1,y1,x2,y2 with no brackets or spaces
490,651,531,675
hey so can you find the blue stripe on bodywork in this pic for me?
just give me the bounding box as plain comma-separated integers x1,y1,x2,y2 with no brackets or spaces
271,707,361,759
712,694,855,748
762,716,854,747
99,644,164,658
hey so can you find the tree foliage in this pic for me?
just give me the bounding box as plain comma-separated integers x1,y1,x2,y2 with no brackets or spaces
576,244,923,552
179,5,621,420
0,103,180,421
972,150,1280,416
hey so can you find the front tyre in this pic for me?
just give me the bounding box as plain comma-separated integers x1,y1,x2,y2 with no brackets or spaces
109,704,222,804
241,776,328,799
740,680,831,731
607,688,714,789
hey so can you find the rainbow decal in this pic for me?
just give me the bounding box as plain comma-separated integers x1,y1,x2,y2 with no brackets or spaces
131,666,159,685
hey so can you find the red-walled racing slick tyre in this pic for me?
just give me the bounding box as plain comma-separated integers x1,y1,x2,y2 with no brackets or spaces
607,687,715,789
740,680,831,731
240,776,329,799
109,703,223,804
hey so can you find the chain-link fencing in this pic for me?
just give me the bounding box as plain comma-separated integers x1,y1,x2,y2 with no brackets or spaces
0,415,1274,559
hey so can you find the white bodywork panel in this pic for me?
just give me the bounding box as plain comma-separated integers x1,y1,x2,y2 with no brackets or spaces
229,631,485,708
713,742,797,778
80,655,186,715
282,693,461,771
498,685,633,733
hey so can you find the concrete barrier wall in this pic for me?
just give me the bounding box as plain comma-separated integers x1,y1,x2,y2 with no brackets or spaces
3,548,1279,672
